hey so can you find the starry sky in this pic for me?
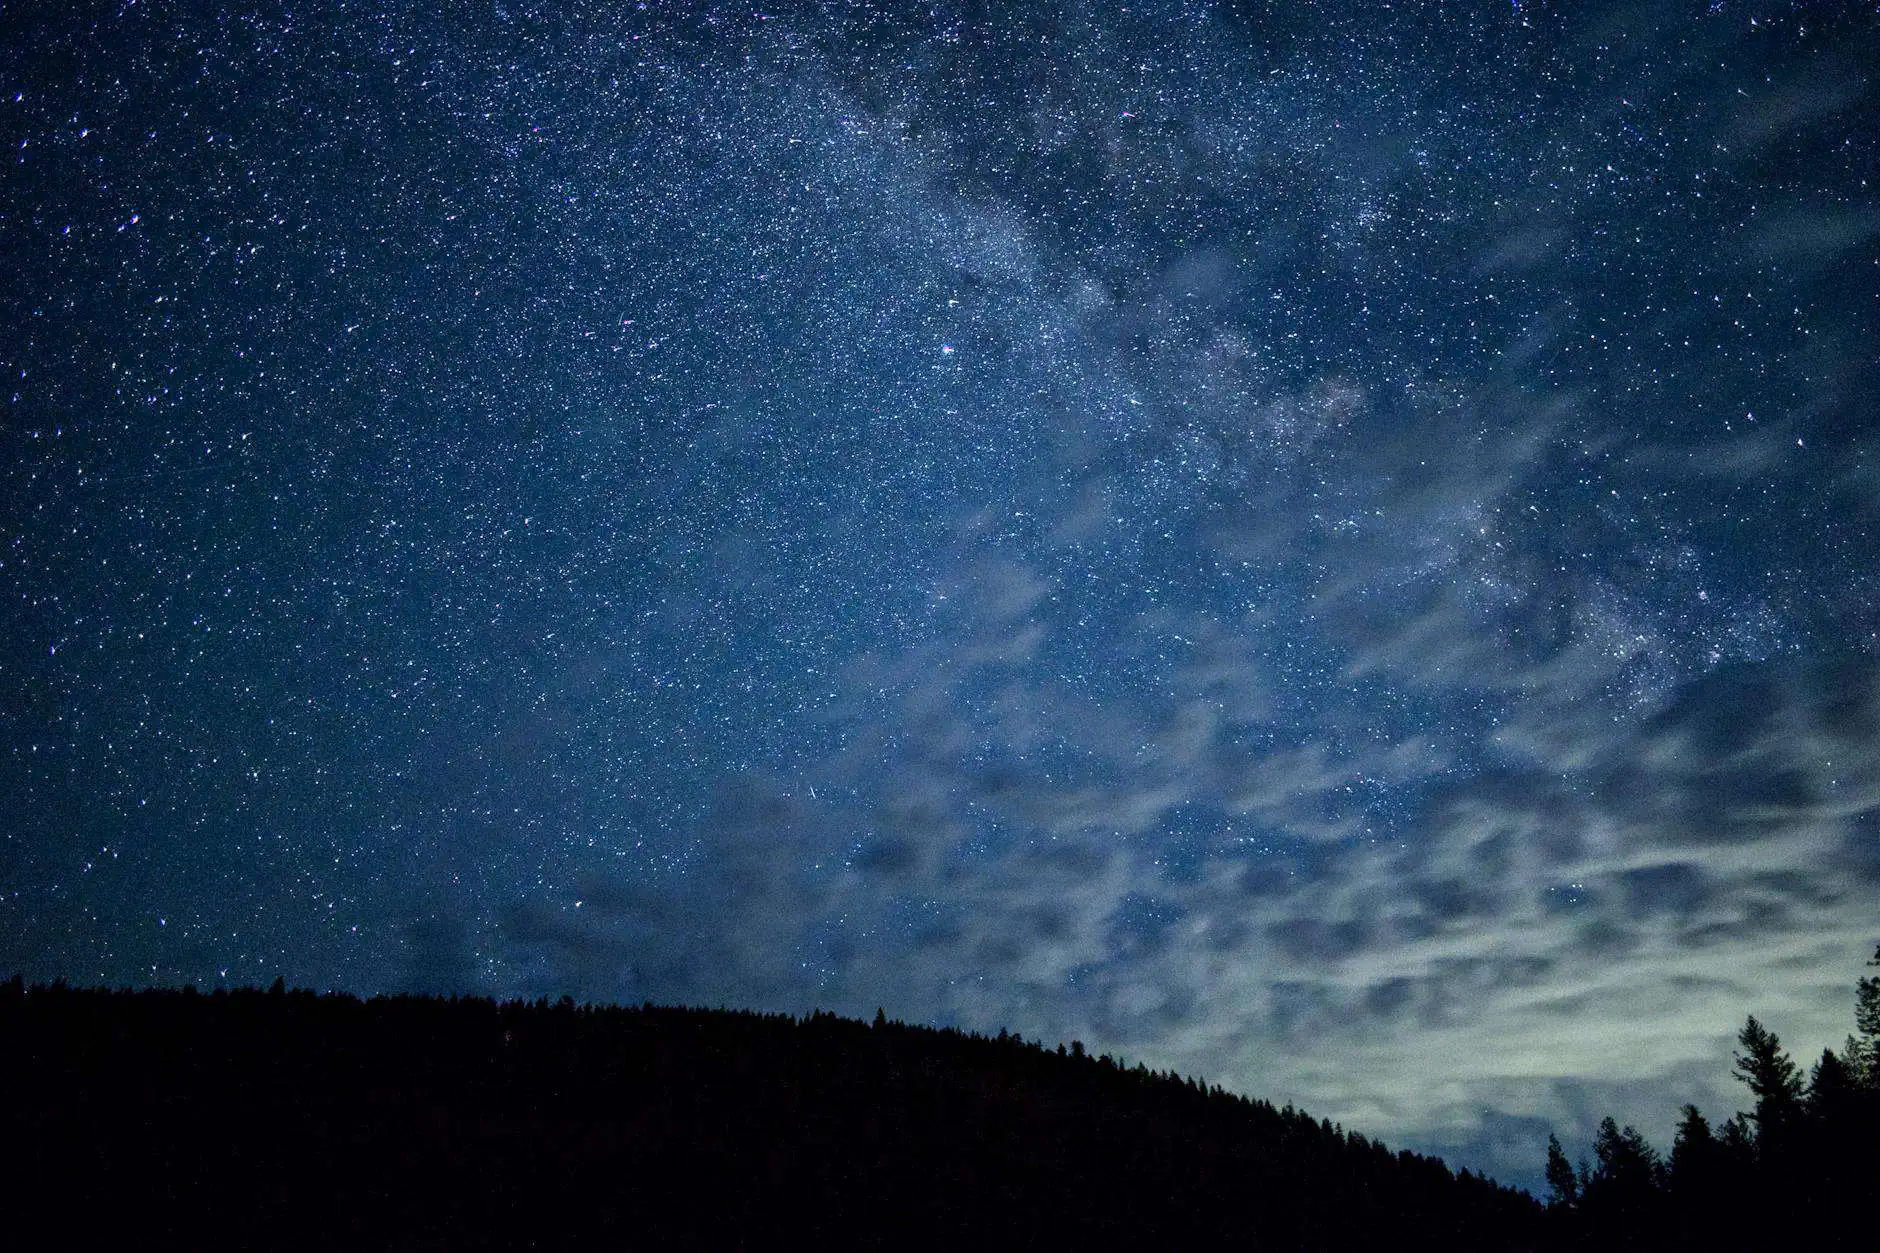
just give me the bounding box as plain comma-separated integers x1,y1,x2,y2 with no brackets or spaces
4,0,1879,1188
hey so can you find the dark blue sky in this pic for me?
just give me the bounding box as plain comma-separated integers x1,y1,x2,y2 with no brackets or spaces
4,0,1878,1188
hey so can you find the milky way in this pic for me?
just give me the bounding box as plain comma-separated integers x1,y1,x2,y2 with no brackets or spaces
4,0,1878,1187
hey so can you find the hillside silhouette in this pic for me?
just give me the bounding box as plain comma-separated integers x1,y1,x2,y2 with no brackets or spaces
0,978,1541,1249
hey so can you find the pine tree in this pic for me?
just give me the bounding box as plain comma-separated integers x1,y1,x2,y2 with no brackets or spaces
1667,1103,1715,1188
1544,1133,1579,1210
1807,1047,1855,1118
1667,1103,1719,1229
1732,1014,1803,1149
1589,1117,1661,1193
1851,944,1880,1087
1578,1117,1663,1240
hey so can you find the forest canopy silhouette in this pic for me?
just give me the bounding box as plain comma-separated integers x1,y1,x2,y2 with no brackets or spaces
1537,942,1880,1250
2,944,1876,1248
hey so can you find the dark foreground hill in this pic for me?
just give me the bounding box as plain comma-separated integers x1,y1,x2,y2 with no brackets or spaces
0,979,1541,1249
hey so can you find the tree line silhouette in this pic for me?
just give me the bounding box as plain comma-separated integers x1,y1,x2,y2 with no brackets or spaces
1,974,1538,1249
7,948,1874,1247
1541,943,1880,1249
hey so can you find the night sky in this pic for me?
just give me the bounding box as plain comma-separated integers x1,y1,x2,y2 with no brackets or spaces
5,0,1879,1187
